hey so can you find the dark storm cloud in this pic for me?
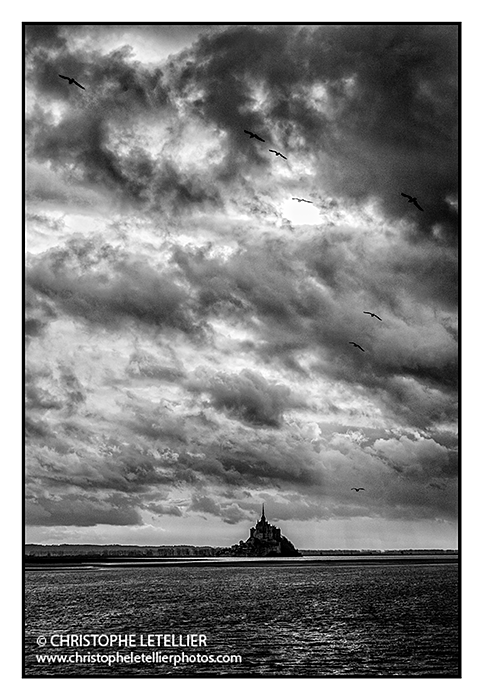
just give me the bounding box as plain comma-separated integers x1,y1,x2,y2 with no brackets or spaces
188,369,294,427
400,360,458,391
25,416,53,439
171,26,295,143
26,36,169,206
172,242,306,332
26,364,86,414
309,358,457,431
26,240,201,335
25,24,67,52
27,439,175,495
27,35,166,109
28,108,221,212
190,493,221,517
28,108,152,204
26,493,142,527
25,286,57,339
172,24,458,243
190,494,248,524
27,401,322,497
25,410,192,527
202,440,325,492
25,318,47,339
151,160,222,213
25,383,63,411
305,232,458,311
26,35,225,212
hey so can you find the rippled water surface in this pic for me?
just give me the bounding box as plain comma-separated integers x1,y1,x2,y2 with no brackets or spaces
25,562,459,677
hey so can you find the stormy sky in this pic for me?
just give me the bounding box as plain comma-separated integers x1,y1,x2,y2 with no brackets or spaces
25,24,459,549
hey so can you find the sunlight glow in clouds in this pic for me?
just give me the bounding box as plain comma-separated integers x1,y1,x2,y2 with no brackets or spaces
281,199,324,225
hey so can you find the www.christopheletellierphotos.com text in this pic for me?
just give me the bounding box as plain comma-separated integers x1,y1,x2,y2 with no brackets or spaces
33,633,242,668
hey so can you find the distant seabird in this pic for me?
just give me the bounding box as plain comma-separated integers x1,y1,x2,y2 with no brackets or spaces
269,149,287,160
244,130,265,142
349,342,365,352
59,74,85,90
401,192,423,211
363,311,382,321
351,487,365,492
292,197,313,204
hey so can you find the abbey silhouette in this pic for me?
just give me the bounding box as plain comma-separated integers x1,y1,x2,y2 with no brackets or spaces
225,505,301,557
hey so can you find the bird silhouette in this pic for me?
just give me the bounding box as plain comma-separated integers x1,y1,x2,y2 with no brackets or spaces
351,487,365,492
349,342,365,352
244,130,265,142
269,149,287,160
292,197,313,204
363,311,382,321
59,74,85,90
401,192,423,211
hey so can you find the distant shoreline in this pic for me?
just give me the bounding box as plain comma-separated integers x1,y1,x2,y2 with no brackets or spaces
25,546,458,554
24,544,459,570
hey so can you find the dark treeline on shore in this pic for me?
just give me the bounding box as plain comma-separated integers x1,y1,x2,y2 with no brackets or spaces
25,543,458,561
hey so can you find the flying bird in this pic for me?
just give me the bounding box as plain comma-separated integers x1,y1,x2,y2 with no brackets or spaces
401,192,423,211
363,311,382,321
351,488,365,492
244,130,265,142
349,342,365,352
59,74,85,90
269,149,287,160
292,197,313,204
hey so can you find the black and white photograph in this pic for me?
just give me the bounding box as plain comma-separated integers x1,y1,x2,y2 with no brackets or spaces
24,22,460,679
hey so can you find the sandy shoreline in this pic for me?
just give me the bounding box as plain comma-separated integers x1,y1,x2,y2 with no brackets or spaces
25,555,458,571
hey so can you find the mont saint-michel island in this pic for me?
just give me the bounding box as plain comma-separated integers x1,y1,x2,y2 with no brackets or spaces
220,505,301,557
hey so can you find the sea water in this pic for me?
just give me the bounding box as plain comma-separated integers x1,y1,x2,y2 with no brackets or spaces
24,561,459,677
